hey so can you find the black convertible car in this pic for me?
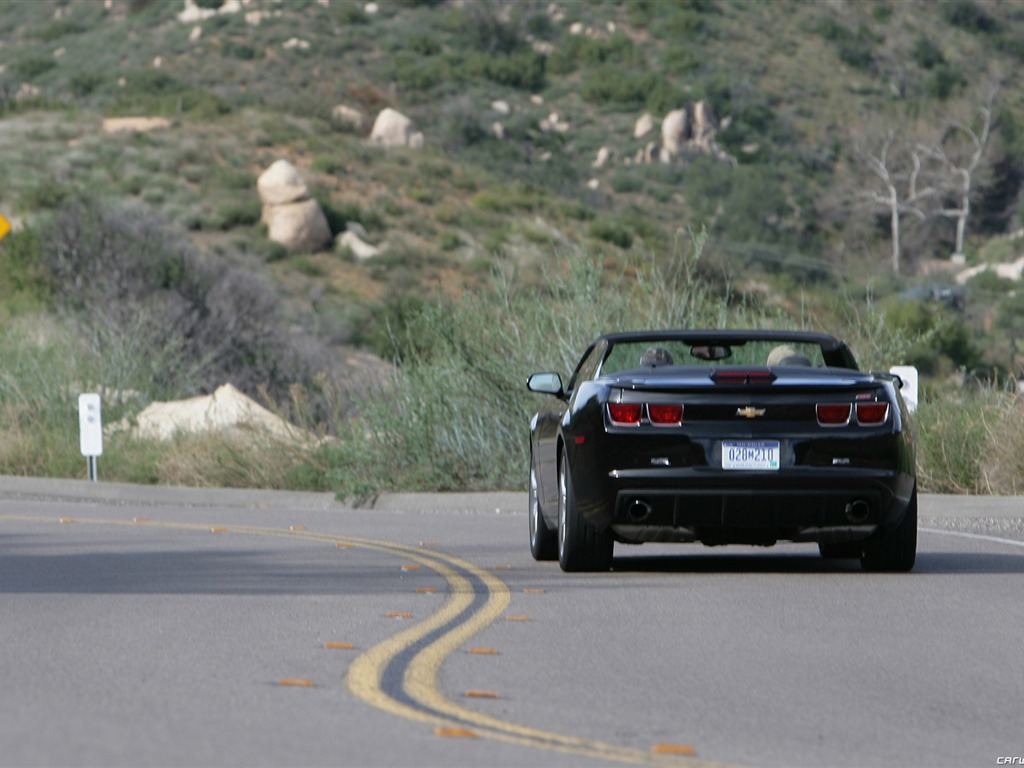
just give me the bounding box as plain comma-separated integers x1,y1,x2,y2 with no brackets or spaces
527,330,917,572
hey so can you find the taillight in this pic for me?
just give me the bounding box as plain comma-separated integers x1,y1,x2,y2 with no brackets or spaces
816,403,852,426
608,403,642,425
856,402,889,425
648,404,684,425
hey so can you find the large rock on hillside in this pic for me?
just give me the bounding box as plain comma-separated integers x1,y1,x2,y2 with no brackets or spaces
370,108,424,148
661,108,689,162
111,383,309,443
257,159,331,252
257,158,310,206
657,101,733,165
262,199,332,254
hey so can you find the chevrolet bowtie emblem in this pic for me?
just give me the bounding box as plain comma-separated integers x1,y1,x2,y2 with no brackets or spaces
736,406,766,418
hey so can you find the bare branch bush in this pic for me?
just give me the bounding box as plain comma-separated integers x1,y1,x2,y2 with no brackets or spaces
37,197,338,414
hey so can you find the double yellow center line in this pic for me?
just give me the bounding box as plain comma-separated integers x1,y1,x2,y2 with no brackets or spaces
4,513,732,767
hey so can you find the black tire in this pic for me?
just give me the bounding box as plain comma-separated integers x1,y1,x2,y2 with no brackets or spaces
529,461,557,561
557,456,613,572
861,487,917,572
818,541,863,559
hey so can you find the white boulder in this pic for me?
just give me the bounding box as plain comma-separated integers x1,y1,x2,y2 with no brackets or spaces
336,230,380,261
114,384,308,443
257,159,309,206
370,107,423,148
261,199,332,254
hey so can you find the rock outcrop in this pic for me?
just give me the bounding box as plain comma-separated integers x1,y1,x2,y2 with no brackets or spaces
256,159,331,253
369,107,424,148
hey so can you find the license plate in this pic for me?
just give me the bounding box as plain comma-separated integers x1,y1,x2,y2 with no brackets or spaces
723,440,780,471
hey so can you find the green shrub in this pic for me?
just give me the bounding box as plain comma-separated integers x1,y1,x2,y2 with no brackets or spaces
610,170,645,194
19,178,71,210
587,220,634,249
0,227,49,309
912,36,945,69
581,64,660,108
914,387,1009,493
329,236,723,498
9,54,56,81
463,51,545,91
926,64,966,100
940,0,996,33
471,182,545,213
214,199,262,230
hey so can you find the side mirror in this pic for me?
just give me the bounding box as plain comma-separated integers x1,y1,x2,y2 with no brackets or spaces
527,372,564,397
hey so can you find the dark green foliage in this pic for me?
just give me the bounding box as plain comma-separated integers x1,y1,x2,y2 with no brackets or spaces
587,220,634,249
389,52,449,93
38,19,85,42
438,97,490,154
0,227,48,304
213,200,262,230
717,100,787,157
815,18,878,71
912,36,945,70
222,40,259,60
19,179,70,211
107,70,230,118
68,70,104,97
9,54,56,82
610,170,645,195
452,1,526,55
547,33,644,75
317,197,349,237
888,300,982,374
926,64,966,100
335,4,370,25
463,51,545,91
408,32,442,56
357,292,435,361
330,201,384,233
580,65,661,109
940,1,996,33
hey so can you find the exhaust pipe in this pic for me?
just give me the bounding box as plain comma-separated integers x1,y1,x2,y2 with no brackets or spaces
627,500,653,522
845,499,870,524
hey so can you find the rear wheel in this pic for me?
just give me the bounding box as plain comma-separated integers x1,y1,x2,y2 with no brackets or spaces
558,457,613,572
529,462,557,561
861,487,917,572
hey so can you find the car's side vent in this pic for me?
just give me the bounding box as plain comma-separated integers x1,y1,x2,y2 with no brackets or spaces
711,368,777,385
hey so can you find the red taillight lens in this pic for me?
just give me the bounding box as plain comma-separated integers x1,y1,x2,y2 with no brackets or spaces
648,404,684,425
817,403,852,426
856,402,889,425
608,403,642,425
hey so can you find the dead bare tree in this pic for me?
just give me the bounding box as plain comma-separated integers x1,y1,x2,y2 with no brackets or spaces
918,89,997,262
855,128,938,275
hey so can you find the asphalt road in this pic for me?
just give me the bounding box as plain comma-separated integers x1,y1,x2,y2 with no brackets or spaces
1,475,1022,768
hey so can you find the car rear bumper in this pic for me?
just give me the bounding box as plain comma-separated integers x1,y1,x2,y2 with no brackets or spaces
583,468,914,546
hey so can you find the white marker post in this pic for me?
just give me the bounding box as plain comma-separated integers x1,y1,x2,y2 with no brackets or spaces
78,393,103,481
889,365,919,413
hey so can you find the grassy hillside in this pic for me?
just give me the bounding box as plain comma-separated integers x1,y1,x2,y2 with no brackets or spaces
2,0,1024,494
